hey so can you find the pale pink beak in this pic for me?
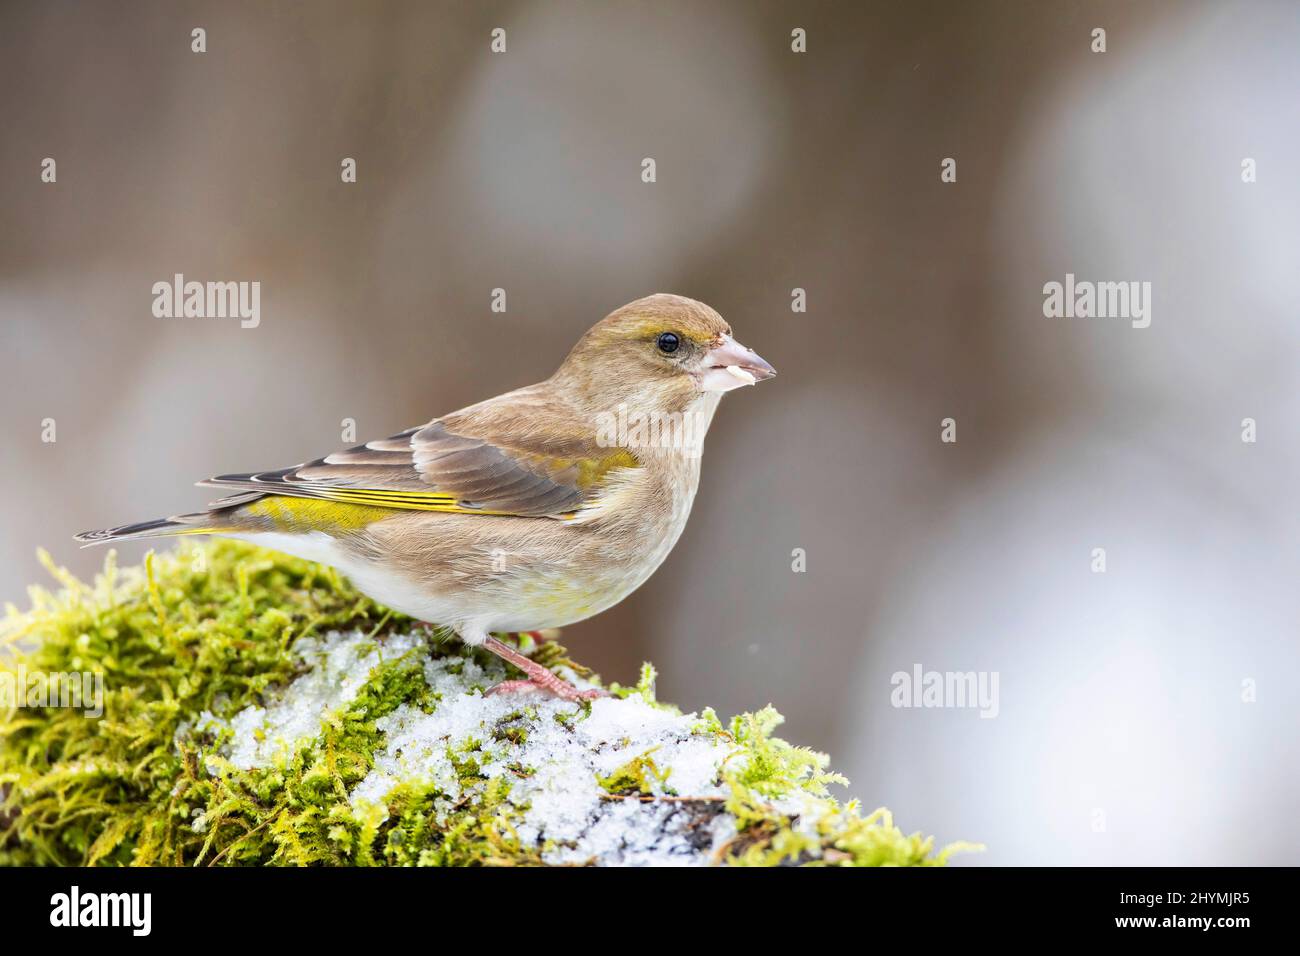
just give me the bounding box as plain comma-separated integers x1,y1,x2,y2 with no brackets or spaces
699,335,777,392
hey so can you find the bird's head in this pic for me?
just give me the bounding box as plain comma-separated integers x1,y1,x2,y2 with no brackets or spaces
552,294,776,416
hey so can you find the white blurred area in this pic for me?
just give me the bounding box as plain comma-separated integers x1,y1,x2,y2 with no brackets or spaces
2,1,1298,864
840,5,1300,863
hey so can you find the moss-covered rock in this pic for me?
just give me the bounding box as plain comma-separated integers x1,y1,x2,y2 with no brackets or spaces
0,541,976,867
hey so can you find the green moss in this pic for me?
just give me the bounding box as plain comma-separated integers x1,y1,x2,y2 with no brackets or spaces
0,541,977,867
597,747,673,796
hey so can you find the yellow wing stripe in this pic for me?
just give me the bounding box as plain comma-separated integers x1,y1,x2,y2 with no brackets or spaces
282,494,520,515
324,489,457,502
244,495,521,533
296,489,522,516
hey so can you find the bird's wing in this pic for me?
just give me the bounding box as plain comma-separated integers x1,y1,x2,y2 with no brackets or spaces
199,394,638,520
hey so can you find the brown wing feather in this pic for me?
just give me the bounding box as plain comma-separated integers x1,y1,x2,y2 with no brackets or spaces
198,387,638,519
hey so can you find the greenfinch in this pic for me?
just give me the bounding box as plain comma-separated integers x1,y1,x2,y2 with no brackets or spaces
78,294,775,699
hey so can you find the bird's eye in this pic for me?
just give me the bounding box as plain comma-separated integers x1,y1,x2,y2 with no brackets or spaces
656,332,680,354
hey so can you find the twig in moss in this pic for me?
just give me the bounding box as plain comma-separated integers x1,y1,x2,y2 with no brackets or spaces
599,794,726,803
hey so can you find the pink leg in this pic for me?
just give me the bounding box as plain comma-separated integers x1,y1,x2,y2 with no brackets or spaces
482,636,604,702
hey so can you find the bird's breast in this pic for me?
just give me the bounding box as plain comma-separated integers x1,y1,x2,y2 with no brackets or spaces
536,454,702,612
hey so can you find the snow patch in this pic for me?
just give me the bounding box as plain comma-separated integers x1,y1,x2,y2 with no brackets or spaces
194,629,747,864
206,629,426,770
352,652,739,865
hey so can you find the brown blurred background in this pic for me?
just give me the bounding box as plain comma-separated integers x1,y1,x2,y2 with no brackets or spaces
3,0,1298,863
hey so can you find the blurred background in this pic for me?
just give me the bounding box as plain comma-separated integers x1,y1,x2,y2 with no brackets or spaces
2,0,1297,864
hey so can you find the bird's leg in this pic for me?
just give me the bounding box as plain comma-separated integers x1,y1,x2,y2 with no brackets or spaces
482,635,604,701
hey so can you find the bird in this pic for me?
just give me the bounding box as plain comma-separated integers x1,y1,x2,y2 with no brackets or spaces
77,294,776,700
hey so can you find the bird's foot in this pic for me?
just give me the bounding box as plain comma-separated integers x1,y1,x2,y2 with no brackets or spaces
482,635,606,702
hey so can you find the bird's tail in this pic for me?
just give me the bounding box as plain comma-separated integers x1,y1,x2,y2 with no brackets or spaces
75,511,230,547
76,491,269,546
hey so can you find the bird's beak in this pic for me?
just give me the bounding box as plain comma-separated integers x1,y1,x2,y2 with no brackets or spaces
698,334,777,392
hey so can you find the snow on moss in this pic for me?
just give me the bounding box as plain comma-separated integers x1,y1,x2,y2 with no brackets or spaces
357,659,738,865
216,629,427,771
204,633,742,865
